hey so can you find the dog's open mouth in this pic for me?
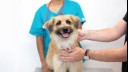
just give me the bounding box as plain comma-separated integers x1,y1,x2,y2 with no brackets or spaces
60,33,69,38
55,27,73,39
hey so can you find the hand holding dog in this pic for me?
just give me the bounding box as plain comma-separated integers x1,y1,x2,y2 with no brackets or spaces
59,47,86,62
42,62,51,72
78,29,87,41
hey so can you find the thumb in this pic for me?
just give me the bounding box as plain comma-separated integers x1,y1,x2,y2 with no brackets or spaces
78,36,85,41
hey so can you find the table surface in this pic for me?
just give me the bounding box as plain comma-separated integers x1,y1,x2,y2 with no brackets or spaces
35,68,113,72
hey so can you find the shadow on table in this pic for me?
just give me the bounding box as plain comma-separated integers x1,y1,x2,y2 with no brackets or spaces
34,67,113,72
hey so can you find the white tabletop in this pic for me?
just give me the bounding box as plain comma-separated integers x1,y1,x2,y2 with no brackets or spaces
35,68,113,72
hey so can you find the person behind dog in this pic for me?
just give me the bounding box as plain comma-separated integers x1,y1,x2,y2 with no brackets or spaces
29,0,86,72
59,13,127,72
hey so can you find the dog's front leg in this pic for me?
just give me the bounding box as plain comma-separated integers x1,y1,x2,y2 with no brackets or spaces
69,62,83,72
46,52,53,70
53,55,67,72
46,43,55,70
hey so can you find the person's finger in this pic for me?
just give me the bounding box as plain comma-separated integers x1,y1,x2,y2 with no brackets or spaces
68,48,75,53
78,29,82,34
62,48,70,51
62,48,67,51
78,37,85,41
47,70,51,72
78,29,83,36
78,37,82,41
59,53,71,57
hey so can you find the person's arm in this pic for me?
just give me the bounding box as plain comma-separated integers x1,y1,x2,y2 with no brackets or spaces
59,42,127,62
79,19,127,42
88,42,127,62
36,36,50,72
36,36,45,64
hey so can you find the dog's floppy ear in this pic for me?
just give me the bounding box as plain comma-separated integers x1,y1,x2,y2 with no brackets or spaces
43,18,54,33
70,16,80,29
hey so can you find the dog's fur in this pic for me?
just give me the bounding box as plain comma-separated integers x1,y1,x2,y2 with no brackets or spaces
44,15,83,72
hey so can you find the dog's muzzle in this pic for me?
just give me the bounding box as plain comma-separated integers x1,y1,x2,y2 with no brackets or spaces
56,27,73,38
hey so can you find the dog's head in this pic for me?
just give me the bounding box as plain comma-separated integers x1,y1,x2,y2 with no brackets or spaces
44,15,80,39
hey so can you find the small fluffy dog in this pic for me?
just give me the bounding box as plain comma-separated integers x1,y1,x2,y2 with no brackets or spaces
44,15,83,72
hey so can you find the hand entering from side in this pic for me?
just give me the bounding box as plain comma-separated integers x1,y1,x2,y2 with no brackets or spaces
59,47,85,62
78,29,87,41
42,62,51,72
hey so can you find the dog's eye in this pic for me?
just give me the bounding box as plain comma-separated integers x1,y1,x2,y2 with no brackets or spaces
56,21,61,25
66,20,71,25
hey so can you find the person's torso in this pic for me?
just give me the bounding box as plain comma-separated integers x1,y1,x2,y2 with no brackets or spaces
40,0,83,57
122,13,127,72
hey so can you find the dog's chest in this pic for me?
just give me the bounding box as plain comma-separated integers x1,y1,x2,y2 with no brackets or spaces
57,40,73,49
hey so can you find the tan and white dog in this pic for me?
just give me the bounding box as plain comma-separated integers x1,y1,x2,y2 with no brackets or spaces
44,15,83,72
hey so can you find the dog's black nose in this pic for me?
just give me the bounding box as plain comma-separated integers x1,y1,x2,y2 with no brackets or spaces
62,27,68,33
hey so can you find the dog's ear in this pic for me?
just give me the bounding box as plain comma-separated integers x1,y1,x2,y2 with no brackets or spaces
70,16,80,29
43,18,54,33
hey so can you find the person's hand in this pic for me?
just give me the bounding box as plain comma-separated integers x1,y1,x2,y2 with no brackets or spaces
42,62,51,72
59,47,86,62
78,29,87,41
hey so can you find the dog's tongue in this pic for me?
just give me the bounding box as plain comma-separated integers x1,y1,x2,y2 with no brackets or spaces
62,33,69,38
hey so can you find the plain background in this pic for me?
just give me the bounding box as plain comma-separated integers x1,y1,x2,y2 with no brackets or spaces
0,0,127,72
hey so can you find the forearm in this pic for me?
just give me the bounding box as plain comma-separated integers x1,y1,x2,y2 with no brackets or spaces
85,20,126,42
88,43,127,62
85,28,119,42
36,36,45,63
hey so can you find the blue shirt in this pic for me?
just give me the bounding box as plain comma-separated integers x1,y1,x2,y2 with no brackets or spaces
29,0,86,58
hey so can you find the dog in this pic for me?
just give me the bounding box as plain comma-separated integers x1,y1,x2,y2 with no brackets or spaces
44,15,83,72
